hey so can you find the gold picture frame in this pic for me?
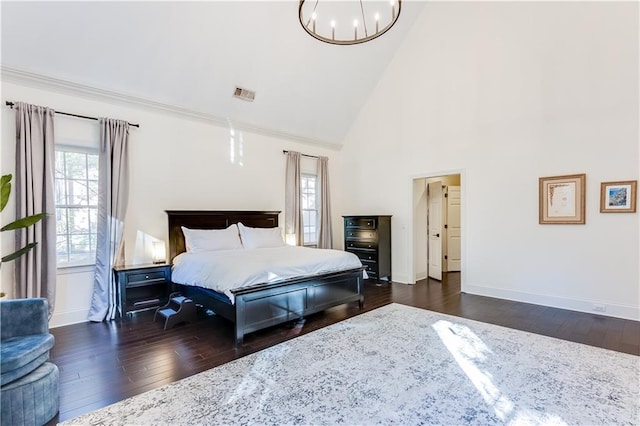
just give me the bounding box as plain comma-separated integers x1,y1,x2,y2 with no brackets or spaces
600,180,637,213
539,174,586,224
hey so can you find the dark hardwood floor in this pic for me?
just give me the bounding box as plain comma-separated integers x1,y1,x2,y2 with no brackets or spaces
48,273,640,423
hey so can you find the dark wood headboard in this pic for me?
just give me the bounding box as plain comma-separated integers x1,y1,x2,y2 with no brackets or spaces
166,210,280,261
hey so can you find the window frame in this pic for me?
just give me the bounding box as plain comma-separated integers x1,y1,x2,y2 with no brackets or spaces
54,145,100,269
301,173,319,247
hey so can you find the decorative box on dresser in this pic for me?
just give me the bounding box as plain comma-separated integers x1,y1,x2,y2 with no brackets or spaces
114,263,172,316
343,215,392,283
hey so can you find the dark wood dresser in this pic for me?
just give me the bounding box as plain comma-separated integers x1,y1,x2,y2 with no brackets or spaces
343,215,391,283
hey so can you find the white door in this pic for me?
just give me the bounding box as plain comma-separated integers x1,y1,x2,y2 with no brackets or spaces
428,181,443,280
447,186,461,271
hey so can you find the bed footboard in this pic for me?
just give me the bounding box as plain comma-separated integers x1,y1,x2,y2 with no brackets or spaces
233,268,364,345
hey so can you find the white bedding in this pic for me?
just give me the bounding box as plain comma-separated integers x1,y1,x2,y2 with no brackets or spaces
171,246,365,304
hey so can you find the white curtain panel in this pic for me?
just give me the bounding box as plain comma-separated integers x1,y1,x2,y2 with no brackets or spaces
14,102,57,316
317,156,333,249
285,151,303,246
88,118,130,322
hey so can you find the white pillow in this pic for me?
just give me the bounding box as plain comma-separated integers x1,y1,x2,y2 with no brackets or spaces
237,222,285,249
181,224,243,252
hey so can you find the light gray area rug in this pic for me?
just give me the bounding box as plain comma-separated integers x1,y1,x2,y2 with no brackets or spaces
62,304,639,425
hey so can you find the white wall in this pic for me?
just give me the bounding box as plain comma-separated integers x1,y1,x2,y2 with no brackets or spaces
1,80,343,327
338,2,639,319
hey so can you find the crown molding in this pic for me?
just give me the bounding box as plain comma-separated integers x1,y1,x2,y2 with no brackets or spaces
1,66,341,150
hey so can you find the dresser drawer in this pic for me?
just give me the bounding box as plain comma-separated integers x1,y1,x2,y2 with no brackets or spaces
360,259,378,274
126,270,168,287
348,249,377,263
345,240,377,250
345,229,377,241
344,217,376,229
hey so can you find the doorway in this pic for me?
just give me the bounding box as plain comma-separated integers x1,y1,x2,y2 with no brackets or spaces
412,173,462,283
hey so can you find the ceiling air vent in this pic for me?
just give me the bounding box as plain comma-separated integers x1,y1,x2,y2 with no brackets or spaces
233,86,256,102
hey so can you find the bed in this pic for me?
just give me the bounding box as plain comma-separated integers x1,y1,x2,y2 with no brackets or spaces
167,210,365,346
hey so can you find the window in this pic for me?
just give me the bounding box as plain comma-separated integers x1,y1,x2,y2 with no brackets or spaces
301,174,318,246
55,148,99,267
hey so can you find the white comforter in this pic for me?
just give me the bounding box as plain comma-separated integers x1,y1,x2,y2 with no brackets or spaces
171,246,365,304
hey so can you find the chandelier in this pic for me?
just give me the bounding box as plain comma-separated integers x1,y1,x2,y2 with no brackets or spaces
299,0,402,46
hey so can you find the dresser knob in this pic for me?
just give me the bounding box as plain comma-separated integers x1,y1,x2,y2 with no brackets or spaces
145,275,149,279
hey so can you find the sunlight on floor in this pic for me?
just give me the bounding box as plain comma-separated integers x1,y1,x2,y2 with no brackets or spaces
225,345,292,408
432,320,567,425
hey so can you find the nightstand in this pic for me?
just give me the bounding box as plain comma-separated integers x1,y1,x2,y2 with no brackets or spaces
114,263,172,316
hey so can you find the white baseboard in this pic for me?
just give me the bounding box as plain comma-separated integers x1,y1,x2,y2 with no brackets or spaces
392,273,411,284
50,308,90,328
463,284,640,321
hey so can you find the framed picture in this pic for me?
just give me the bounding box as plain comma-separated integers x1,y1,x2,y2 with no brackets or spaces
600,180,637,213
539,173,586,224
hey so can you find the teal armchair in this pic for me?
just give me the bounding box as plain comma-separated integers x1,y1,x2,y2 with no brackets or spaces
0,298,59,425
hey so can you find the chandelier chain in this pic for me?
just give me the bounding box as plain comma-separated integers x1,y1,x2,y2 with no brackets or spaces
360,0,368,38
305,0,320,27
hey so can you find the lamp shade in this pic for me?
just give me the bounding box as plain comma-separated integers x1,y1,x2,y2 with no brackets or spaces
152,241,166,264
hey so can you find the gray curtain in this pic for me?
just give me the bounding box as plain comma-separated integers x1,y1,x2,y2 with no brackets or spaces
14,102,57,316
285,151,303,246
317,156,333,249
88,118,130,322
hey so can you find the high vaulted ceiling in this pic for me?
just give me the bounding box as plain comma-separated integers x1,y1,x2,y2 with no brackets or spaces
1,1,426,146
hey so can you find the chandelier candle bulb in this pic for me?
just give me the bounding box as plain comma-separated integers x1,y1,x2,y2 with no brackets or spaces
375,13,380,33
331,19,335,40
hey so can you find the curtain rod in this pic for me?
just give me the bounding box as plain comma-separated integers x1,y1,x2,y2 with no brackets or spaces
282,150,319,159
5,101,140,128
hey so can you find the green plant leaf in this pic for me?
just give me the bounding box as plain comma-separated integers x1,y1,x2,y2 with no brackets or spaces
0,213,45,232
1,242,38,263
0,175,43,265
0,174,11,213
